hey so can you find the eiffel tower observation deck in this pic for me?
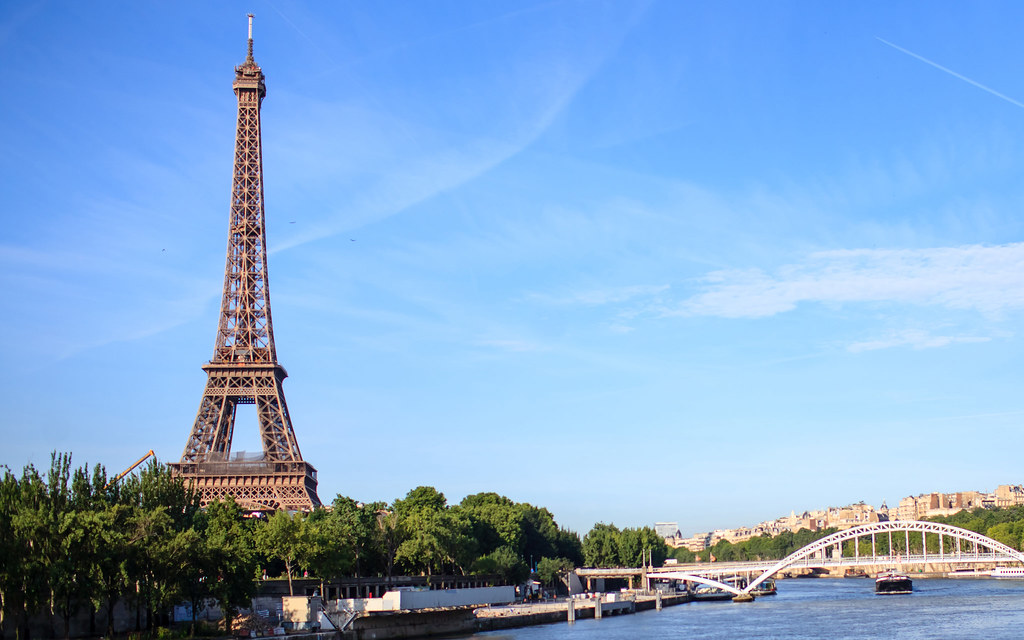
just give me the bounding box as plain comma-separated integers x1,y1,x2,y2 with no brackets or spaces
169,16,321,512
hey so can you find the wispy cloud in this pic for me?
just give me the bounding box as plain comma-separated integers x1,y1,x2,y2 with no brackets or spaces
270,5,649,253
847,329,990,353
877,37,1024,109
529,284,669,306
271,72,591,254
475,338,547,353
671,243,1024,319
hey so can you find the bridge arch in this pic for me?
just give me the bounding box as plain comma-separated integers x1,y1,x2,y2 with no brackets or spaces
647,572,745,596
743,520,1024,593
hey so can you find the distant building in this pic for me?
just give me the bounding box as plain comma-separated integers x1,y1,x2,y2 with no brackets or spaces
655,522,681,539
823,502,882,529
676,483,1018,554
681,532,710,553
894,491,990,520
655,522,683,548
995,485,1024,508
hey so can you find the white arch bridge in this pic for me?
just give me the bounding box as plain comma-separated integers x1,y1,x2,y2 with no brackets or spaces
649,521,1024,597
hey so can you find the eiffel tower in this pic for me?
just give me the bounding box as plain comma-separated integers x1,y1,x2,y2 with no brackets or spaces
169,16,321,512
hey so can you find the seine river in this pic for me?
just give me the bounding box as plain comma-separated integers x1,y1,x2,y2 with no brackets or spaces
463,578,1024,640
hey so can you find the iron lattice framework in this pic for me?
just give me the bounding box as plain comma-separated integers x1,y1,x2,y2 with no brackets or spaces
169,17,320,512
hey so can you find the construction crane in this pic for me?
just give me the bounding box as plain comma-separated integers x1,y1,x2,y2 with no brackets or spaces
104,450,155,489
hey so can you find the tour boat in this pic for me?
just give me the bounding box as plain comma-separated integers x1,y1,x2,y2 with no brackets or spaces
690,585,735,601
948,568,987,578
875,571,912,594
990,567,1024,578
749,579,777,596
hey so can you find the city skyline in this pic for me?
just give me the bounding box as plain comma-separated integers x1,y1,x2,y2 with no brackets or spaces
3,2,1024,535
664,482,1024,547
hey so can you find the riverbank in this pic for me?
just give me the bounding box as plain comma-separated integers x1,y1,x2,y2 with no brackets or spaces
337,593,690,639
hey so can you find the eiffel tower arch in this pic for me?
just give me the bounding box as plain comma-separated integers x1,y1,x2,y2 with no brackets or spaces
169,16,321,512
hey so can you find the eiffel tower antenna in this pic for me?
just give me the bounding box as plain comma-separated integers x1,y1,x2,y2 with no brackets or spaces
170,15,321,512
246,14,255,63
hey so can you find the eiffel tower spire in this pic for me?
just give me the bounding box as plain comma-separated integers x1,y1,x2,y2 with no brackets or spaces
170,16,320,511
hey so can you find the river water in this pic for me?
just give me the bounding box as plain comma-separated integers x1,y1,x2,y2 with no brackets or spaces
462,579,1024,640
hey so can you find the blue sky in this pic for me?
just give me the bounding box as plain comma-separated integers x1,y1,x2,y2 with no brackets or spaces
3,1,1024,536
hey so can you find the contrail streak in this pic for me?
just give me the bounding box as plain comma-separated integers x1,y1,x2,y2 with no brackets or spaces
876,37,1024,109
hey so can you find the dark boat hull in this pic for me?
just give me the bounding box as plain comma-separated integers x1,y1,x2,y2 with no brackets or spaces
875,575,912,594
691,592,734,601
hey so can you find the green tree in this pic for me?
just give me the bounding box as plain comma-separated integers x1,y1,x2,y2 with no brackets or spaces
393,486,476,577
3,463,50,640
205,498,259,634
666,545,696,563
125,506,179,633
519,504,560,566
535,556,574,592
470,546,529,585
617,527,668,567
255,511,307,596
329,496,381,579
54,508,102,639
555,528,585,567
95,503,134,638
376,508,402,581
988,522,1024,551
302,505,356,598
166,526,208,636
393,486,447,516
395,507,475,576
582,523,621,568
460,493,524,556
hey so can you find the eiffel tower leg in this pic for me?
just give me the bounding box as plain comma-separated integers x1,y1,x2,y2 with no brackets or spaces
256,373,302,461
181,386,236,462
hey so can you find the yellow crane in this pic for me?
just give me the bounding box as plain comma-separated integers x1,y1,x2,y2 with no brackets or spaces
104,449,156,489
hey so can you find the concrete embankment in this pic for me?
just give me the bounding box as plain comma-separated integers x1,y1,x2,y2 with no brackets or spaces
337,593,689,639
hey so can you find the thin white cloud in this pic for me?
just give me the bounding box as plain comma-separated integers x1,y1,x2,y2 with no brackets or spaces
476,338,547,353
269,5,648,253
671,243,1024,319
271,43,620,254
877,37,1024,109
847,329,990,353
529,284,669,306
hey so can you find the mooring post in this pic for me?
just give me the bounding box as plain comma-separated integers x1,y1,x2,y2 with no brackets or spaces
567,597,575,623
594,595,602,619
656,591,663,611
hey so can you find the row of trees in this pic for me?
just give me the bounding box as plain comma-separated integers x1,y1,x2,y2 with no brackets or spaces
11,452,1023,640
0,454,584,640
581,523,669,568
0,454,256,640
260,487,584,593
679,527,842,564
930,505,1024,550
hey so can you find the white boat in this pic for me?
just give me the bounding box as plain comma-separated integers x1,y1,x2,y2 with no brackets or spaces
990,567,1024,578
948,568,987,578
